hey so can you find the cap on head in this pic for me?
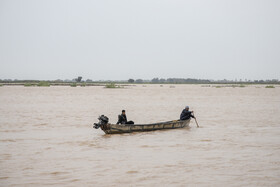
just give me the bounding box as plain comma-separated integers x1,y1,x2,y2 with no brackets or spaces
185,106,189,109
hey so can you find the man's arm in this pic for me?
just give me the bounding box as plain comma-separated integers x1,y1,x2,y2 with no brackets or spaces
123,115,127,123
190,111,195,118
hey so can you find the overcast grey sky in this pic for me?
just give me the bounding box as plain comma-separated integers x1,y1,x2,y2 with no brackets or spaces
0,0,279,80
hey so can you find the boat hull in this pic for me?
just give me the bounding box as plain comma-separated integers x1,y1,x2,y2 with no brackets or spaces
100,119,191,134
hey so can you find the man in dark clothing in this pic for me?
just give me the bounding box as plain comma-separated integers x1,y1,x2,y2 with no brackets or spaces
180,106,195,120
117,110,134,125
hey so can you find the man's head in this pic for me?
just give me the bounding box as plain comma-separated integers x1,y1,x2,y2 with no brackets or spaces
185,106,189,111
122,110,126,115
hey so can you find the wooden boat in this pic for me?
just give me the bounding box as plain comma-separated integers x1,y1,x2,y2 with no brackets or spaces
93,115,191,134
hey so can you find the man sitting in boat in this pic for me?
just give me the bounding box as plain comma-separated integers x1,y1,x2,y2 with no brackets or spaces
117,110,134,125
180,106,195,120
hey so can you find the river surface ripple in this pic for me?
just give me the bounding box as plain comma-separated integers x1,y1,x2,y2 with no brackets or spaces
0,85,280,186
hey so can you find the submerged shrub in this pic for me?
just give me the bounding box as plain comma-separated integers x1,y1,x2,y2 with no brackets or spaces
105,83,122,88
105,83,117,88
37,81,50,87
24,83,33,87
70,83,77,87
265,85,275,88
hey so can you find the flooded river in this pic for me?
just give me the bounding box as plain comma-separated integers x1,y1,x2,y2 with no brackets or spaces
0,85,280,186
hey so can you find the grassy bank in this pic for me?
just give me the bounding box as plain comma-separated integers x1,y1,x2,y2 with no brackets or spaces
0,80,279,87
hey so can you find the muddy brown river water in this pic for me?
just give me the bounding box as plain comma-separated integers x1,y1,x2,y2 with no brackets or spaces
0,85,280,186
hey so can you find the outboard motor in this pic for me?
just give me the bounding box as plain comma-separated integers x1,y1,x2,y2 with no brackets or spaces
93,115,109,129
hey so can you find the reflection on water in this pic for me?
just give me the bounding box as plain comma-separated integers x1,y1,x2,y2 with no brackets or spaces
0,85,280,186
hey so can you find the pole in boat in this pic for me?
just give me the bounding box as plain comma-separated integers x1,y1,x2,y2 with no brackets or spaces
193,111,199,128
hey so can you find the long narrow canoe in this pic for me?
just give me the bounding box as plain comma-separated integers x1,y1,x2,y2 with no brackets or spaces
98,119,191,134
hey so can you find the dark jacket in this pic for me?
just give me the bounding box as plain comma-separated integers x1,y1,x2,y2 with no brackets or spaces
117,114,127,124
180,109,194,120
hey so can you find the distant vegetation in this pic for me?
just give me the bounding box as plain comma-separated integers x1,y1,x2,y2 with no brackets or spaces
37,81,50,87
75,76,82,82
0,84,3,87
213,84,247,88
24,83,33,87
265,85,275,88
128,79,135,83
0,77,279,86
127,78,279,84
